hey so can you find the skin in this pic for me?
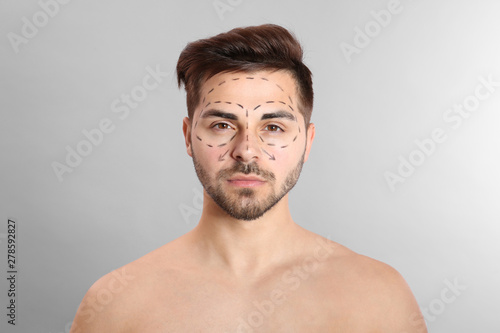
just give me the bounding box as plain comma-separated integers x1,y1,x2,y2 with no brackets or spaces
70,70,427,333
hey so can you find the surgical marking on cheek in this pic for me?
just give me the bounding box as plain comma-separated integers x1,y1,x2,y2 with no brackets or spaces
246,135,248,141
218,149,229,161
229,133,237,142
259,135,264,142
218,143,227,147
298,127,301,133
207,88,214,94
196,135,202,141
194,120,198,129
254,105,261,110
262,149,276,161
293,135,297,142
246,109,248,117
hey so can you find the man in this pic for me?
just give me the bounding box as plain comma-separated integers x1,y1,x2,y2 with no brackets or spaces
71,24,427,332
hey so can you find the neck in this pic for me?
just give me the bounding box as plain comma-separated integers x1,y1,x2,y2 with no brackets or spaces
188,190,303,279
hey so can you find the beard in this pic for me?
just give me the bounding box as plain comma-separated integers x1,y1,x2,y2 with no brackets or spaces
192,150,305,221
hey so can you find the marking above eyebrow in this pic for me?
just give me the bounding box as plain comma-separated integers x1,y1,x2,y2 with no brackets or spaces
266,101,275,104
260,77,269,81
288,96,293,104
278,101,286,104
205,102,211,107
276,84,284,92
236,103,244,109
218,143,227,147
254,105,261,110
225,101,232,104
246,77,254,79
232,78,240,80
214,101,221,104
229,133,237,142
261,110,296,122
207,88,214,94
207,144,213,147
201,109,239,120
288,104,294,112
218,81,226,86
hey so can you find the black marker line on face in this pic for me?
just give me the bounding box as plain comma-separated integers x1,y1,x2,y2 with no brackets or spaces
279,101,286,105
289,96,293,104
232,78,240,80
194,120,198,129
254,105,261,110
208,88,214,94
262,148,276,160
203,96,206,103
293,135,297,142
267,143,275,146
246,135,248,141
218,143,227,147
259,135,264,142
219,149,229,161
214,101,221,104
246,109,248,117
225,101,232,104
261,77,269,81
246,77,254,79
298,127,301,133
281,145,288,148
206,102,211,108
266,101,275,104
197,135,202,141
276,84,284,92
207,144,213,147
229,133,237,142
288,105,294,112
218,81,226,86
236,103,244,109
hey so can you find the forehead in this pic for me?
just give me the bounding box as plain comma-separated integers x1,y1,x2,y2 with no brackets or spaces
199,70,298,110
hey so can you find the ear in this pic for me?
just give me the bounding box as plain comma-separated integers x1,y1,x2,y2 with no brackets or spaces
303,122,315,163
182,117,193,157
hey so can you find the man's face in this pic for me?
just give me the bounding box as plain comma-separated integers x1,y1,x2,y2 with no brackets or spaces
183,70,315,221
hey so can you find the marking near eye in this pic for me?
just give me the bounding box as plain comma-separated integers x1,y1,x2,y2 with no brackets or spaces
218,81,226,86
218,143,227,147
246,77,254,80
194,120,198,129
266,101,275,104
232,78,240,81
203,96,206,103
281,145,288,148
225,101,232,104
298,127,301,133
214,101,221,104
261,77,269,81
207,144,213,147
288,96,293,104
206,102,211,107
267,143,276,146
288,105,294,112
254,105,261,110
208,88,214,94
197,135,202,141
259,135,264,142
293,135,297,142
229,133,237,142
279,101,286,105
276,84,284,92
236,103,244,109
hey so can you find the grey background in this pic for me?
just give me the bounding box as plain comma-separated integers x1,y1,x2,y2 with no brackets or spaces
1,0,499,332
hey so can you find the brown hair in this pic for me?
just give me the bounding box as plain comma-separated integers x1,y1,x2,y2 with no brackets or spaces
176,24,313,126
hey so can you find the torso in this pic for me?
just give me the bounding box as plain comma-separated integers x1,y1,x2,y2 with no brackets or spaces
109,232,387,333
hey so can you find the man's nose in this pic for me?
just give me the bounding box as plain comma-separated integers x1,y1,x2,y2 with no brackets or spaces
230,130,262,163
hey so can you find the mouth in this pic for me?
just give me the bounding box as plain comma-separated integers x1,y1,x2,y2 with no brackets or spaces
227,174,267,187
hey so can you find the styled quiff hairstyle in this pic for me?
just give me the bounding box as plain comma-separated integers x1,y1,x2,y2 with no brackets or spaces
176,24,313,126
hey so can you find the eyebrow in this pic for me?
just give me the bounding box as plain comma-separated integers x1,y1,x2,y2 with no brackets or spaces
261,111,296,122
200,109,238,120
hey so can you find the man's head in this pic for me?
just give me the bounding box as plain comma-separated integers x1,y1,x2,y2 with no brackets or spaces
177,24,315,221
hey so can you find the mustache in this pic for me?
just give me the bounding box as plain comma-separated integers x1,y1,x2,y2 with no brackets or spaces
217,161,276,181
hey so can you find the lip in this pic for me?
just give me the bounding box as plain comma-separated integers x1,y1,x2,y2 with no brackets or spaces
227,174,266,187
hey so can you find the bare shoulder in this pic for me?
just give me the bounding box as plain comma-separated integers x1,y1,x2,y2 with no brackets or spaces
310,235,427,332
70,240,183,333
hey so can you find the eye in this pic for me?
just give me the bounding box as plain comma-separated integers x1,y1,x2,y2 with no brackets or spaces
213,123,233,130
264,124,284,132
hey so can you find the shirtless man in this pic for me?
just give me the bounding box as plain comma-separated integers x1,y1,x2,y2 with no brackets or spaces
71,24,427,332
